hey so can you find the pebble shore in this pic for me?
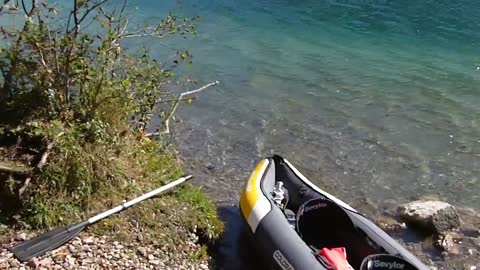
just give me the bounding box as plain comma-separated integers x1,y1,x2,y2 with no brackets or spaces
0,232,210,270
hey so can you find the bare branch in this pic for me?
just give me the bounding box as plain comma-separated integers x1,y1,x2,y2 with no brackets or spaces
73,0,79,33
66,10,73,34
20,0,26,14
0,0,12,12
118,19,129,37
179,81,219,97
20,0,37,17
18,132,64,197
37,132,63,170
119,0,127,16
78,0,109,25
68,0,109,35
145,81,219,137
0,163,32,176
121,26,168,39
35,43,51,74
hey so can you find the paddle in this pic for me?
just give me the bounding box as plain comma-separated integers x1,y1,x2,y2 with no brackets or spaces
10,175,193,262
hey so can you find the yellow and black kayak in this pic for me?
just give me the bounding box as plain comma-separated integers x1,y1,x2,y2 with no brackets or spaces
240,155,429,270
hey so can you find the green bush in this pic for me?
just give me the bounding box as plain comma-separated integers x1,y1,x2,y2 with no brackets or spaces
0,0,221,242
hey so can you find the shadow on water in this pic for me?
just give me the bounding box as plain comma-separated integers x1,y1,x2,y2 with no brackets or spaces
210,205,265,270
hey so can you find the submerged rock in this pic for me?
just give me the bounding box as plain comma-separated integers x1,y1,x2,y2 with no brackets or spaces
435,232,462,254
398,200,461,235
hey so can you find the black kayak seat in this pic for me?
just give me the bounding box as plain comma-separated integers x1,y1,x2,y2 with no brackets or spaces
360,254,420,270
296,198,378,269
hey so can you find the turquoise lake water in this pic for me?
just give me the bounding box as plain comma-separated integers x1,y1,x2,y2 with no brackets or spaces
128,0,480,211
1,0,477,267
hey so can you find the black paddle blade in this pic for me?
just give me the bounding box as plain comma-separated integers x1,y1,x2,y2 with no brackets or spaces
10,223,86,262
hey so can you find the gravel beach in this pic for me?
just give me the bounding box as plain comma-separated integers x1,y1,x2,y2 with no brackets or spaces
0,232,210,270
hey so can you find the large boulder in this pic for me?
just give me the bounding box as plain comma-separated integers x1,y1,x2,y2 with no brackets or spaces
398,200,461,235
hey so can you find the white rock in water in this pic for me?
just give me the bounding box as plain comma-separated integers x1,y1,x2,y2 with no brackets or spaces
398,200,461,234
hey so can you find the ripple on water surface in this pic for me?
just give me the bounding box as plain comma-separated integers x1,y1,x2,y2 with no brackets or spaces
132,0,479,227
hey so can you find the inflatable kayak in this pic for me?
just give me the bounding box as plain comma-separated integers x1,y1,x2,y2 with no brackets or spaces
240,155,429,270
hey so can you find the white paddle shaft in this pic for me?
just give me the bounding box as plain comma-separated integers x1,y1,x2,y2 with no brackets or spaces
88,175,192,224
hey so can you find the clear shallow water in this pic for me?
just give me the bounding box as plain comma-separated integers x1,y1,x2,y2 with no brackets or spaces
131,0,480,210
0,0,478,267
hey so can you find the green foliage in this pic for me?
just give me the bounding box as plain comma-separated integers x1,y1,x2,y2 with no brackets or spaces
175,185,224,240
0,0,222,246
0,1,196,129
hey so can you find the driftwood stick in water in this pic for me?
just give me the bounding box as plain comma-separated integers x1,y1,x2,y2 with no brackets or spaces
145,80,219,137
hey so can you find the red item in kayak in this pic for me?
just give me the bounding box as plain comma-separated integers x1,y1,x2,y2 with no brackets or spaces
320,247,351,270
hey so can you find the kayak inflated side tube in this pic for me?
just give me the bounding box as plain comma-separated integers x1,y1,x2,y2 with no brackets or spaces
254,204,327,270
240,156,430,270
240,159,272,233
240,159,327,270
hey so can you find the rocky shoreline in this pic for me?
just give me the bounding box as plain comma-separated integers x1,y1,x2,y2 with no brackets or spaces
378,200,480,270
0,232,210,270
1,200,479,270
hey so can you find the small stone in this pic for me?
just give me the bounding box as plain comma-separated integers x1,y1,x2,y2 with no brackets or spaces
149,260,160,265
27,257,40,268
51,246,68,256
39,257,52,267
82,237,95,245
68,245,76,253
0,262,9,270
137,247,148,257
147,254,155,260
65,255,75,266
199,263,209,270
71,239,81,246
2,253,12,259
9,259,19,268
205,163,215,171
15,233,28,241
